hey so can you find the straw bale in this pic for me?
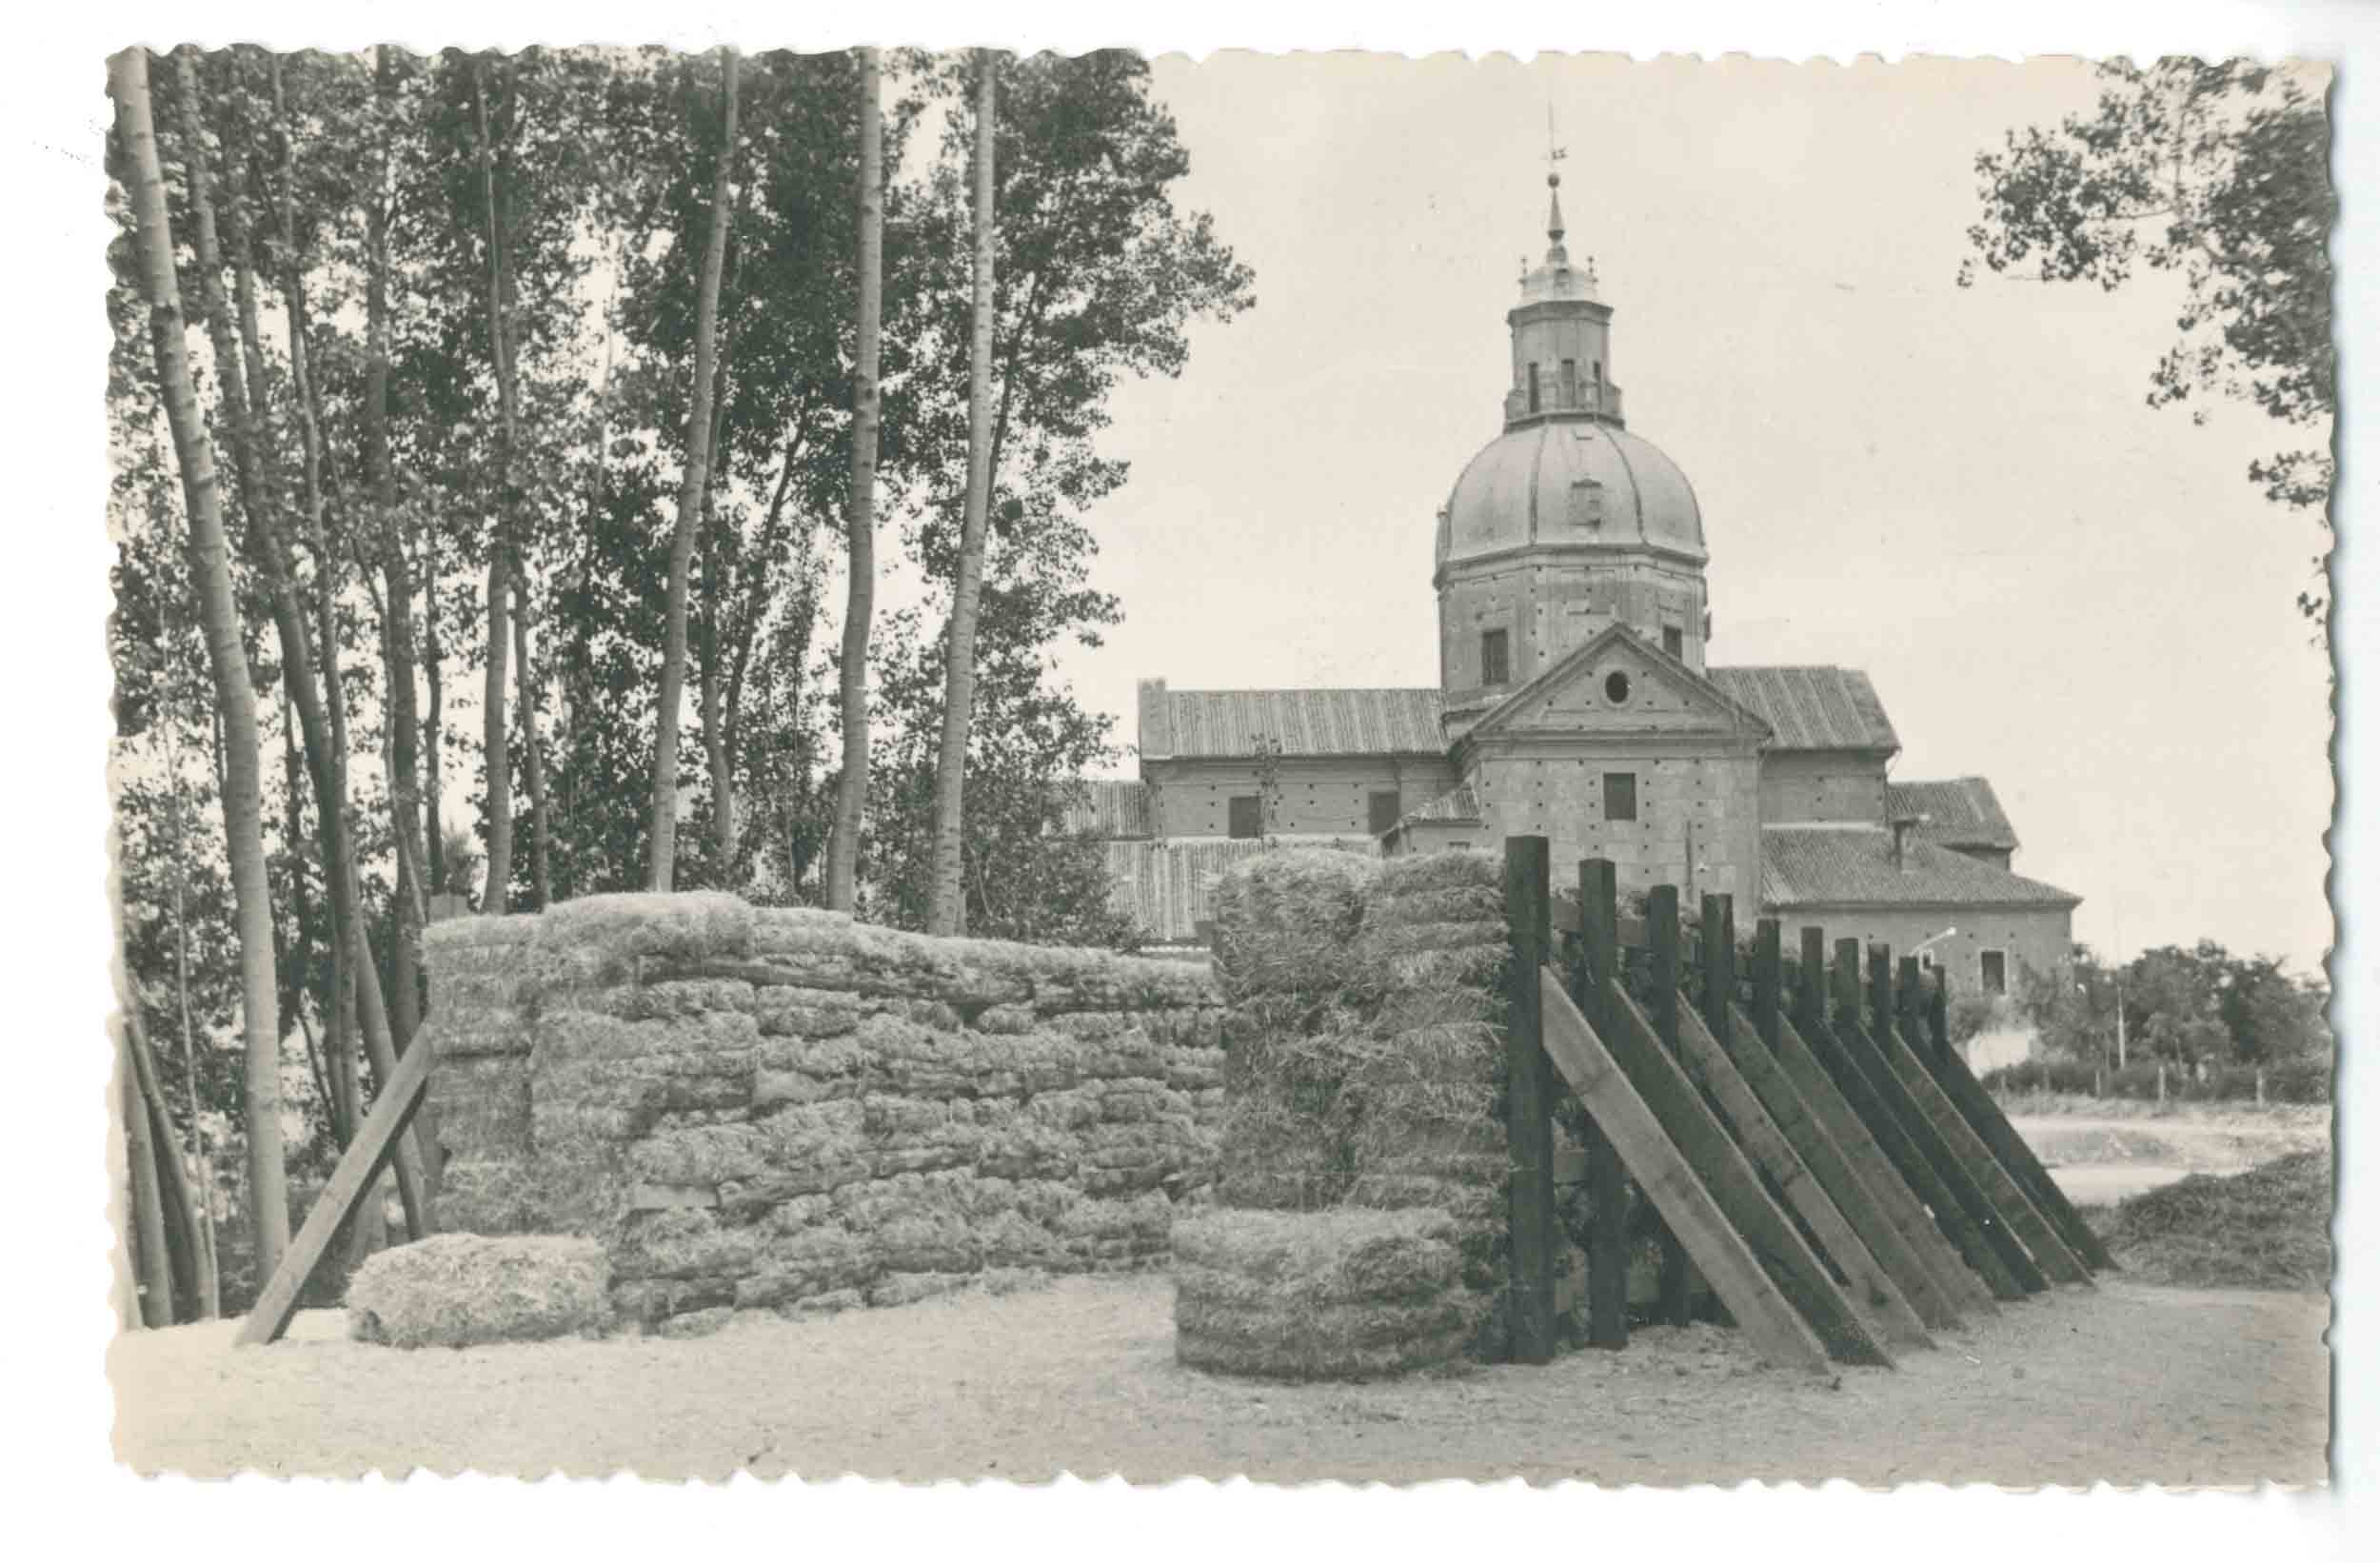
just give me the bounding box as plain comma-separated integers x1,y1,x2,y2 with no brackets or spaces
1359,920,1508,960
1359,882,1506,930
657,1306,736,1339
426,1054,531,1160
753,985,868,1039
975,1003,1037,1035
1378,944,1507,994
1172,1297,1478,1381
612,1207,765,1282
1373,849,1504,900
1208,848,1380,1001
347,1234,612,1349
536,892,757,987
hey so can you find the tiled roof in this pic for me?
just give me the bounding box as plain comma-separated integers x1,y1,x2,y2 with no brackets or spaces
1397,783,1482,827
1151,688,1444,760
1710,666,1900,753
1760,824,2078,910
1889,778,2019,852
1059,779,1153,840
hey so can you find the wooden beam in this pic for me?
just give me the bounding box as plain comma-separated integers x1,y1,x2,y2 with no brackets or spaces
1673,999,1927,1354
1838,940,2046,1295
1865,998,2095,1287
1594,978,1891,1366
1575,857,1629,1351
1770,1007,1991,1321
1645,885,1696,1326
1803,932,2020,1303
1537,973,1831,1374
1503,836,1557,1364
237,1028,438,1346
1922,1029,2119,1272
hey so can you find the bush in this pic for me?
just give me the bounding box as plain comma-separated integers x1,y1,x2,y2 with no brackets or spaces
1982,1055,2331,1104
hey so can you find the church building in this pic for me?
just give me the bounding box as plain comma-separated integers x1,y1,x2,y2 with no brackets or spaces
1068,171,2079,1002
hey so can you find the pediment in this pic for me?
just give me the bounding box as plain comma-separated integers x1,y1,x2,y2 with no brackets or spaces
1467,625,1771,745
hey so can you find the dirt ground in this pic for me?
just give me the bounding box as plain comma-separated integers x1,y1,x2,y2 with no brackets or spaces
2013,1110,2332,1206
109,1271,2328,1486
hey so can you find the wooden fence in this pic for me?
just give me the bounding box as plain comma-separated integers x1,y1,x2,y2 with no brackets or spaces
1503,837,2112,1373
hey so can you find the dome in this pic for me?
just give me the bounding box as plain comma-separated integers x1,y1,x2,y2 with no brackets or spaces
1438,418,1706,573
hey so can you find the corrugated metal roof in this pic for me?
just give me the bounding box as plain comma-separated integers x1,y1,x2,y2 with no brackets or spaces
1059,779,1153,840
1760,824,2077,910
1155,688,1445,760
1889,778,2019,852
1710,666,1901,753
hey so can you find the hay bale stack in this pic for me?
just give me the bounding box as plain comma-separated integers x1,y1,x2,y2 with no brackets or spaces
1205,850,1384,1211
347,1234,611,1349
1172,1208,1486,1380
420,914,544,1234
1343,850,1512,1356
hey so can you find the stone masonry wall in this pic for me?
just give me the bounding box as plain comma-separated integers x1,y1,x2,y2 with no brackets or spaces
419,894,1224,1330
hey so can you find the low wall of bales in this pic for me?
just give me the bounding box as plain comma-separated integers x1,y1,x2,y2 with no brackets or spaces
418,894,1224,1330
1199,848,1564,1366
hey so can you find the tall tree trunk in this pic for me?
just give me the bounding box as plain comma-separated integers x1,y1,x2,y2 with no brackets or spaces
651,48,739,893
824,47,884,913
120,1021,175,1329
472,55,517,913
925,55,1001,939
424,561,447,897
126,999,209,1319
112,47,290,1287
163,730,223,1316
514,577,553,908
362,45,426,1044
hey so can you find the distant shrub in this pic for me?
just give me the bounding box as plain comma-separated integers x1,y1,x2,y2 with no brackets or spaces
1983,1056,2330,1104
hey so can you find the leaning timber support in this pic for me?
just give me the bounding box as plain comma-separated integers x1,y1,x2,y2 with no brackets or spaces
1593,977,1891,1366
1869,946,2092,1288
1921,1005,2118,1272
237,1030,438,1346
1537,972,1831,1374
1795,931,2016,1304
1838,940,2043,1295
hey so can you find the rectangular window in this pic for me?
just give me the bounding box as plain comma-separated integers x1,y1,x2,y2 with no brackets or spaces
1227,796,1262,840
1368,790,1402,836
1980,950,2007,996
1662,624,1684,660
1527,363,1541,414
1559,358,1577,405
1604,771,1637,821
1480,628,1510,686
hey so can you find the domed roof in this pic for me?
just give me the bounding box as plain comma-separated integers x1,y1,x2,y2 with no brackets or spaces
1438,418,1705,571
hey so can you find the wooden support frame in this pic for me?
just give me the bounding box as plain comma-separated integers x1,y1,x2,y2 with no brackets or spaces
1575,858,1630,1349
1503,837,1558,1364
1537,973,1831,1374
1920,1022,2118,1272
1799,932,2020,1302
1645,885,1696,1325
237,1031,438,1346
1588,977,1892,1366
1842,940,2046,1295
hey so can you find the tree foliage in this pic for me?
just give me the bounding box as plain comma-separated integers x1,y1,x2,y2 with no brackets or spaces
2017,940,2329,1068
1959,60,2334,622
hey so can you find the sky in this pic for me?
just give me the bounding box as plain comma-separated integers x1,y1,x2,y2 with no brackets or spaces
1032,51,2337,975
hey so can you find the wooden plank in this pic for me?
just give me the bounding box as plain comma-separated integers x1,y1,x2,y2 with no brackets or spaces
1922,1031,2118,1272
236,1029,437,1346
1575,857,1629,1351
1593,979,1891,1366
1770,1008,1993,1321
1840,940,2044,1296
1674,1000,1926,1354
1537,973,1831,1374
1866,1000,2095,1287
1503,837,1558,1364
1798,932,2016,1305
1645,885,1696,1326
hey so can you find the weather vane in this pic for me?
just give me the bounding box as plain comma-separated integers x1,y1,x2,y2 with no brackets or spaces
1547,104,1568,178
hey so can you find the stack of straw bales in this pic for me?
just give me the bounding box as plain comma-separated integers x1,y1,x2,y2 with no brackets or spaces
347,1233,611,1348
1172,1207,1487,1379
418,893,1224,1332
1344,850,1513,1360
1177,847,1515,1376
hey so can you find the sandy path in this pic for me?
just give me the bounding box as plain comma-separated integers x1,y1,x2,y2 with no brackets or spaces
110,1275,2327,1485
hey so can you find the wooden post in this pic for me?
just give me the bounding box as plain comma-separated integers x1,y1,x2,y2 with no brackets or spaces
1576,857,1629,1350
1869,943,1895,1054
1503,836,1557,1365
1929,968,1951,1065
1898,956,1924,1060
1752,920,1783,1052
1646,883,1694,1326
